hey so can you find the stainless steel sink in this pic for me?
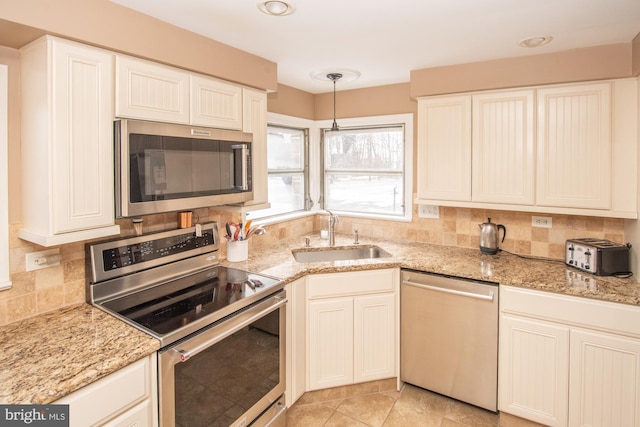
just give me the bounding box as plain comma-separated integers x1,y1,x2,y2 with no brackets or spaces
291,245,392,263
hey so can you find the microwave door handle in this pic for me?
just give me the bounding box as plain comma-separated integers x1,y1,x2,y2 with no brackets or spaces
232,144,249,191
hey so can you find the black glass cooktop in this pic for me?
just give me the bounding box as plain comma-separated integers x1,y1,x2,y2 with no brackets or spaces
100,266,282,342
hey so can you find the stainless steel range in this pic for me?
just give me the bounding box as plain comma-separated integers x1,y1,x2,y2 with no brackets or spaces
86,223,287,427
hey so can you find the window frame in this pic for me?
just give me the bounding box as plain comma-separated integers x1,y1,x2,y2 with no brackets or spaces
319,114,413,222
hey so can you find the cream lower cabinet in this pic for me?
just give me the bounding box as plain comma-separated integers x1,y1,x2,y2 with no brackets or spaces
19,35,120,246
55,354,158,427
306,269,398,391
500,286,640,427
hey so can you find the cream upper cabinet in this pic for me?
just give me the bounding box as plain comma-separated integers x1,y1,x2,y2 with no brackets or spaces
416,79,638,218
116,54,190,123
472,90,535,205
500,286,640,427
190,74,243,129
536,82,612,209
19,36,120,246
242,88,269,206
416,95,472,201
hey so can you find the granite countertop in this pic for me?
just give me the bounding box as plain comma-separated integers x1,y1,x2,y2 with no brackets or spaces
2,233,638,405
0,304,160,405
226,233,640,307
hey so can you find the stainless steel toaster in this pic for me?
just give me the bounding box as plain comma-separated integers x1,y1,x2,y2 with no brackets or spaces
565,238,630,276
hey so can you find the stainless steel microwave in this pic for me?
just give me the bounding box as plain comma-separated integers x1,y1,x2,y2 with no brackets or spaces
115,119,253,217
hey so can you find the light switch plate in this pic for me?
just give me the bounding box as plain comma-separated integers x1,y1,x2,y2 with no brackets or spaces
419,205,440,219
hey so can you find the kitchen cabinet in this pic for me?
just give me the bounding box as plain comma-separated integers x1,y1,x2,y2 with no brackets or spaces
242,88,269,207
499,286,640,427
537,82,611,209
415,79,638,218
285,277,306,408
472,90,535,205
190,73,243,129
416,95,471,201
115,54,190,124
55,354,158,427
19,35,120,246
306,268,398,390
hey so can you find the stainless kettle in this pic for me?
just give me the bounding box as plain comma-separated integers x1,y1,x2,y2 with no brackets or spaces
478,218,506,254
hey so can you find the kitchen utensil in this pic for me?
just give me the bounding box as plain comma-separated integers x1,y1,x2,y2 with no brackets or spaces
478,218,506,255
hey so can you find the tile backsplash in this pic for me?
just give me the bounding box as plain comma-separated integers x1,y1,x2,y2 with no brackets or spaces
1,206,626,326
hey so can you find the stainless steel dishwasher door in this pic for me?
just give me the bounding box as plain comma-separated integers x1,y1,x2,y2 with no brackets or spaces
400,270,499,412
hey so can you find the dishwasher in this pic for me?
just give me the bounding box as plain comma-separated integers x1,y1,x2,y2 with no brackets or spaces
400,269,499,412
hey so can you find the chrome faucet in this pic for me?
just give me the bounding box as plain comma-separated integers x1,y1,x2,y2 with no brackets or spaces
327,210,338,246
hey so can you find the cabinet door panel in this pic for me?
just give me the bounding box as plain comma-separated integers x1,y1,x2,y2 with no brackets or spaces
537,83,611,209
116,55,189,123
354,294,395,383
499,315,569,427
190,74,242,129
472,90,534,205
569,328,640,427
308,298,354,390
417,96,472,201
53,41,116,234
242,88,268,205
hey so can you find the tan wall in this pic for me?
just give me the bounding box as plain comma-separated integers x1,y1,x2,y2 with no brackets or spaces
267,84,316,120
0,0,277,91
411,43,633,97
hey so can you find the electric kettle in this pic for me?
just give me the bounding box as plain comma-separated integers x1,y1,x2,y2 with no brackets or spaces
478,218,506,254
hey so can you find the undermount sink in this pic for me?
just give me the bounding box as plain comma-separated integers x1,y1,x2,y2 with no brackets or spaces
292,245,392,263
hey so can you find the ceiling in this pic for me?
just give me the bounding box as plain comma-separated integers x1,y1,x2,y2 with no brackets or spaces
111,0,640,94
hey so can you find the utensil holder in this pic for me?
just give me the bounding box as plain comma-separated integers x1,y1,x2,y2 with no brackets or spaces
227,240,248,262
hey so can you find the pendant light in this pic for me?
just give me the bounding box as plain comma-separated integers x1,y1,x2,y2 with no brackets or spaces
327,73,342,131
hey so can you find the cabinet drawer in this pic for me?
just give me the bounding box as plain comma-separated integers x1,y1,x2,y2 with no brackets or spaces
56,356,152,427
501,286,640,338
308,269,396,299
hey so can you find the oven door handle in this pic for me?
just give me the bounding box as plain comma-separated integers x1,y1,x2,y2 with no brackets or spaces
171,293,287,362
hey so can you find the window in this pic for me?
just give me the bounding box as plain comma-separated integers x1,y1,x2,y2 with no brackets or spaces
321,114,412,220
251,124,309,218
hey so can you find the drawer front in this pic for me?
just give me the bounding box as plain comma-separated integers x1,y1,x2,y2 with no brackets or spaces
501,286,640,338
56,356,152,427
307,269,396,299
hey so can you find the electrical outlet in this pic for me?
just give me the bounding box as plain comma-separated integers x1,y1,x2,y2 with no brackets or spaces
26,248,61,272
532,216,552,228
419,205,440,219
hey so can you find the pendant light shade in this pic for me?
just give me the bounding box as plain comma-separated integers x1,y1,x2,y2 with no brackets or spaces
327,73,342,131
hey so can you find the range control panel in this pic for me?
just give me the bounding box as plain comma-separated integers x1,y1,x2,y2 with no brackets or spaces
565,238,630,276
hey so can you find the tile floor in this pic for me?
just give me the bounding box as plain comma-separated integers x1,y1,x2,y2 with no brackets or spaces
286,379,545,427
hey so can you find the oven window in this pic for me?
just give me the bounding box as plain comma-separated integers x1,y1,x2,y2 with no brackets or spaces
128,134,250,202
173,309,281,427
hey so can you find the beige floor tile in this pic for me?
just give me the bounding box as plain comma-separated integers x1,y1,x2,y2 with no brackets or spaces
336,393,396,426
286,403,335,427
325,411,370,427
383,399,444,426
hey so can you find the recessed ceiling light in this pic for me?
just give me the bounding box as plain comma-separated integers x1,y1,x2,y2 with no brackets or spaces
518,35,553,48
257,0,295,16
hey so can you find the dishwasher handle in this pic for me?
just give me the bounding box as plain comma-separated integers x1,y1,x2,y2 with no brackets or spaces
402,279,495,301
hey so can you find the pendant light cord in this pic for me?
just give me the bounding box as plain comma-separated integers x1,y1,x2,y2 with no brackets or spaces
327,73,342,131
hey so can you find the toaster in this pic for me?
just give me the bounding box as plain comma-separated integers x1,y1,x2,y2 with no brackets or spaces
565,238,630,276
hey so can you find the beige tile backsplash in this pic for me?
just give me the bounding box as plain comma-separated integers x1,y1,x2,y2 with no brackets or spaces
1,207,626,325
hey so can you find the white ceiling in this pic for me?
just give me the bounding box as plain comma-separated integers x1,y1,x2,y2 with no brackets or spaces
111,0,640,94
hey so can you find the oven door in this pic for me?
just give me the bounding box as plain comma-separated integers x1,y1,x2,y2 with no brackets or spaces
159,290,287,427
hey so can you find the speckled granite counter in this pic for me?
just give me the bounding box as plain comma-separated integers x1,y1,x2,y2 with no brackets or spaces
0,303,160,405
2,233,638,405
225,233,640,307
